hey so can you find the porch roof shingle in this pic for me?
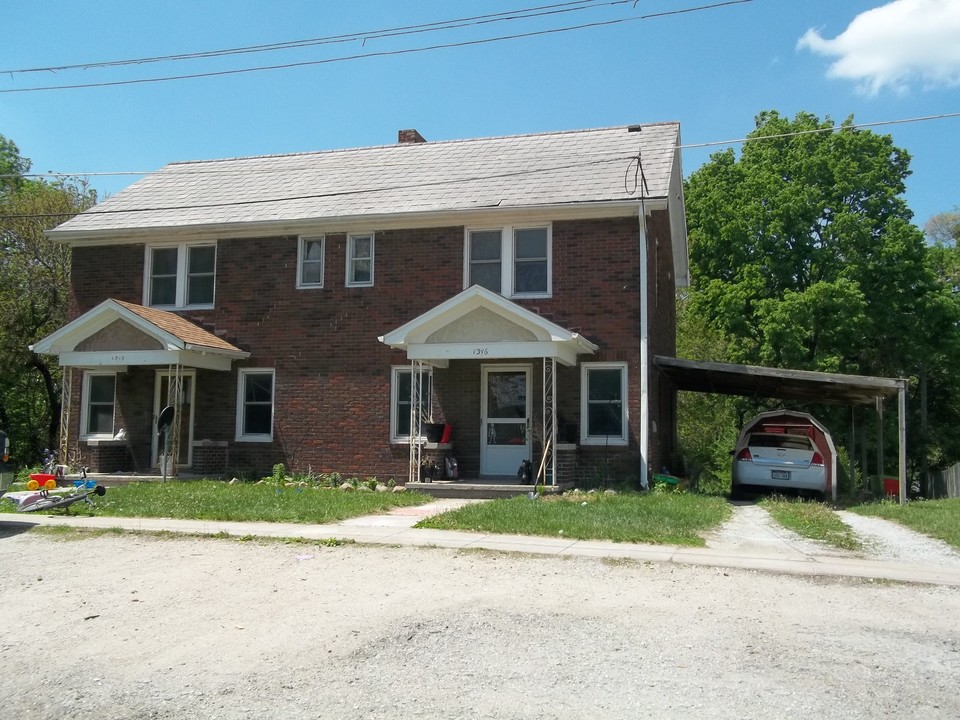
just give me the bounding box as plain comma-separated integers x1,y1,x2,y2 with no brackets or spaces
113,300,242,353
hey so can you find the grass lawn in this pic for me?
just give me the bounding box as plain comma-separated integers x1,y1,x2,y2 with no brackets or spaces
849,498,960,550
417,491,731,546
1,480,429,524
761,497,862,551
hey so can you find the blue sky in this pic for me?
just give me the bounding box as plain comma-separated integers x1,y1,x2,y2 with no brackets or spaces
2,0,958,227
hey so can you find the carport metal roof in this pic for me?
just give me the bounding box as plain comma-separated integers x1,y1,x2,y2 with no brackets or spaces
654,356,906,405
654,356,908,504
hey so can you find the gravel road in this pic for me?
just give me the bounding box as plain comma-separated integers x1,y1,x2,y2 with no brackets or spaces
2,529,959,720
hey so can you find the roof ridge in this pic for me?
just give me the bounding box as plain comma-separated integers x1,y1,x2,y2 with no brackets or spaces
164,122,680,168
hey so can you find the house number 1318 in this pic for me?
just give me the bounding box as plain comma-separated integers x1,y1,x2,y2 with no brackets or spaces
473,347,489,356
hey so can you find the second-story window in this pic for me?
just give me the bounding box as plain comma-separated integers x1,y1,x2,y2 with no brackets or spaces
346,233,374,287
465,224,551,298
145,242,216,309
297,236,325,288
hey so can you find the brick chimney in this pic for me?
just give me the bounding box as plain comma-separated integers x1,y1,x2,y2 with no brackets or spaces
398,129,427,144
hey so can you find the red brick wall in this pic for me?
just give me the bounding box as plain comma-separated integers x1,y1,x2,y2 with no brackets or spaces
65,216,678,482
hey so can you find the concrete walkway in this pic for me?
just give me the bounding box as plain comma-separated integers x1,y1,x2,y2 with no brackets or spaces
2,499,960,588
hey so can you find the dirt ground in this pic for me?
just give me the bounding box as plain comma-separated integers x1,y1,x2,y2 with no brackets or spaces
2,527,959,720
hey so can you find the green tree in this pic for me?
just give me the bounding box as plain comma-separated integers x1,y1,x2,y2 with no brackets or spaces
0,134,96,465
682,111,960,482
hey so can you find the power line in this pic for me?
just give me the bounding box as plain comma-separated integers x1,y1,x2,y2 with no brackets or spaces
0,0,617,75
677,112,960,150
1,154,635,220
0,1,753,94
8,110,957,182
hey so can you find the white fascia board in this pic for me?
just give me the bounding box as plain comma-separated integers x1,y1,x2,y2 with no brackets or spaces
48,200,667,246
382,285,575,347
31,299,184,355
59,349,234,371
182,343,250,360
667,144,690,287
406,341,579,366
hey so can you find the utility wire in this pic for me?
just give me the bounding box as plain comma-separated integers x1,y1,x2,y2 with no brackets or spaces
8,110,957,182
1,155,634,220
0,0,617,74
0,1,753,94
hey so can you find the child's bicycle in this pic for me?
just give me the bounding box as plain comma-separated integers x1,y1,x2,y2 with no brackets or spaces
4,464,106,513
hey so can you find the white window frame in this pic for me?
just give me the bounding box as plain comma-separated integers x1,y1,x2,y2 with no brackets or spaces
143,242,217,309
345,232,375,287
81,372,117,440
463,224,552,298
235,368,275,442
580,362,629,446
390,366,433,444
297,235,325,289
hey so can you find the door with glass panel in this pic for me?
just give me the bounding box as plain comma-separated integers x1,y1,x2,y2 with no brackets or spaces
480,365,531,477
152,370,195,468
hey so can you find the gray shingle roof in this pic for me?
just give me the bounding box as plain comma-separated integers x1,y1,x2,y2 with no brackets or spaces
52,123,680,236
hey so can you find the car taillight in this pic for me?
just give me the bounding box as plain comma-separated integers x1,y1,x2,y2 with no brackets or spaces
811,452,824,466
736,448,752,462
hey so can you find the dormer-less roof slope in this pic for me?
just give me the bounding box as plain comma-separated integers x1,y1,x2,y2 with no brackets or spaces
49,123,682,239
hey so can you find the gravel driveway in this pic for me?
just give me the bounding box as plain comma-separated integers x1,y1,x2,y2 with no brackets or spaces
2,528,959,720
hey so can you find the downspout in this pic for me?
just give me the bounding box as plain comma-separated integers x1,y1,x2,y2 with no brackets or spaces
638,206,649,490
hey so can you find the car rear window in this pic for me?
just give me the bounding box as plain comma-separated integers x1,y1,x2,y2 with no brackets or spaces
747,434,812,450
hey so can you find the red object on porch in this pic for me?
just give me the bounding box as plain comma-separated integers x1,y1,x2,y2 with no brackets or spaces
440,424,453,444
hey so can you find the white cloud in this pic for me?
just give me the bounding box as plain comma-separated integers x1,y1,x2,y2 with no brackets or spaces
798,0,960,94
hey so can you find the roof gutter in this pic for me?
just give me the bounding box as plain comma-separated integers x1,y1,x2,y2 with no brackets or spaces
47,199,669,246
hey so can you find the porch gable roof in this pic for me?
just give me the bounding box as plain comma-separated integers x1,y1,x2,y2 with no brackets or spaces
378,285,598,366
31,298,249,371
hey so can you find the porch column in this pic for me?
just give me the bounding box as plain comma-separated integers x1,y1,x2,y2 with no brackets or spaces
541,357,557,485
58,367,72,466
165,363,184,479
408,360,425,484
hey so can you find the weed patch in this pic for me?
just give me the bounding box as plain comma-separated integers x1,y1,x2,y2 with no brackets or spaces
762,497,861,551
417,492,730,546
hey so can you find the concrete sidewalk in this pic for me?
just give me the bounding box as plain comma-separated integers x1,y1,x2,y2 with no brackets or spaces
2,499,960,588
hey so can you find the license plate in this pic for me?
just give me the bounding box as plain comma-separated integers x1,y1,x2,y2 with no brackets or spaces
771,470,790,481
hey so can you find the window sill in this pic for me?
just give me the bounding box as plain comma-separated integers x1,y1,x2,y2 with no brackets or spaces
235,436,274,443
580,438,628,447
391,441,453,450
148,304,215,312
82,437,126,446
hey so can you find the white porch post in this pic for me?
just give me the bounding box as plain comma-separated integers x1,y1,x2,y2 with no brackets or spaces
58,367,72,466
408,360,425,484
541,357,557,485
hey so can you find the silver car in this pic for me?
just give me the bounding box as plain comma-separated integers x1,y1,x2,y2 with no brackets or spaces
731,432,826,499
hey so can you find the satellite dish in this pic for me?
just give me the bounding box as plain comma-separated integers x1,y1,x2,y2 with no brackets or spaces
157,405,175,431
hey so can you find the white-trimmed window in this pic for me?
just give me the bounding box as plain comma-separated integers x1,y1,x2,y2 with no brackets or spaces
297,236,325,288
465,224,551,298
144,243,216,309
390,366,433,443
346,233,374,287
580,362,628,445
81,372,116,439
236,369,275,442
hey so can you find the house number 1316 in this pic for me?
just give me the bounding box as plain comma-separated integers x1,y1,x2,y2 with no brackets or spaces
473,347,489,356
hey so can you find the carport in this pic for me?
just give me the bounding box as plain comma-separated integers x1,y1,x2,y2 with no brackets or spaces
654,356,909,504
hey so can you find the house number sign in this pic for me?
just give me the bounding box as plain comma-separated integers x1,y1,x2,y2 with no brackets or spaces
472,347,489,356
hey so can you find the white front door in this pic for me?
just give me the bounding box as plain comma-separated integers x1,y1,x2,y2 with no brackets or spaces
480,365,531,477
152,370,196,468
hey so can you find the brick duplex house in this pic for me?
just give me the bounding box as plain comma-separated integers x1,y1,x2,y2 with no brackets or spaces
33,123,688,487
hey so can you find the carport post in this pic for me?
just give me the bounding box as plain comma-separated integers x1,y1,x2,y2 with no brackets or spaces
898,382,907,506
